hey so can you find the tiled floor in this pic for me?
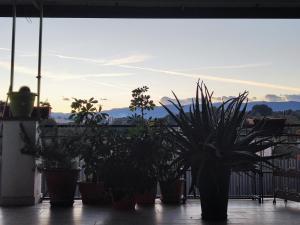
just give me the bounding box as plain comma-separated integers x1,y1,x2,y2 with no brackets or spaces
0,199,300,225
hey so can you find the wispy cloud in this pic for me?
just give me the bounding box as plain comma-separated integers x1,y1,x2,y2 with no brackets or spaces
264,94,300,102
0,61,36,75
50,53,151,66
51,54,105,64
0,60,133,91
46,72,133,81
177,62,272,71
103,54,151,66
119,64,300,93
0,47,11,52
0,47,34,55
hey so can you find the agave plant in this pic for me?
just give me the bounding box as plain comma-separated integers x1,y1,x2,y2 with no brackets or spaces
161,81,285,221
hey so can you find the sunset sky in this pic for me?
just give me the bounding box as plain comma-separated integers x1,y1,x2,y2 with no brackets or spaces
1,18,300,112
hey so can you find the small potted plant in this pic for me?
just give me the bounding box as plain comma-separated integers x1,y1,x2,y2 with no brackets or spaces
129,123,163,205
31,100,52,120
158,134,184,204
20,121,81,207
8,86,36,118
103,129,139,210
78,128,111,205
69,97,110,205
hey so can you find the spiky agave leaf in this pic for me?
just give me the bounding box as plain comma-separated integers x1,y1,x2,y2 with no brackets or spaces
161,80,286,188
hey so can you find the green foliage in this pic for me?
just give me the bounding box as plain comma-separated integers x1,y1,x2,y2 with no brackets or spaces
68,97,111,182
20,123,81,169
129,123,165,190
69,97,108,125
161,81,286,188
80,127,112,182
129,86,156,119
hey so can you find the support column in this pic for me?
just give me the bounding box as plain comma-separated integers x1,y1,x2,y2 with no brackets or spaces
0,120,41,206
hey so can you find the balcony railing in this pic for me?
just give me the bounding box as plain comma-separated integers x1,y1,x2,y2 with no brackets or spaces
1,122,300,201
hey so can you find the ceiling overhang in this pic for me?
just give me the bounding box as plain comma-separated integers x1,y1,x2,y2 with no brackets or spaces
0,0,300,18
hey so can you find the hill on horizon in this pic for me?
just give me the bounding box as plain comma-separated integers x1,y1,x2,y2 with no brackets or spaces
51,101,300,123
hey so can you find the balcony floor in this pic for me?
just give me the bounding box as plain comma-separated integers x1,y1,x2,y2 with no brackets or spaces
0,199,300,225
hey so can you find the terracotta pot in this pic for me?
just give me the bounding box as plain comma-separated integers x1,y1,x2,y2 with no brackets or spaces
79,182,111,205
111,189,136,210
135,184,157,205
159,179,183,204
44,168,79,207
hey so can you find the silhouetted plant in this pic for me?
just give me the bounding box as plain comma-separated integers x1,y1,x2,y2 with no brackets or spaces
69,97,108,125
129,86,155,120
161,80,287,221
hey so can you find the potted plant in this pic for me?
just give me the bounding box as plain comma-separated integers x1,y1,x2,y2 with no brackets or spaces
127,86,161,205
129,123,164,205
20,121,81,207
161,81,285,221
102,129,139,210
157,132,184,204
8,86,36,118
31,100,52,120
68,97,110,205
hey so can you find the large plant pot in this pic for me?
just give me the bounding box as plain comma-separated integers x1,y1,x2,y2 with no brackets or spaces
44,169,79,207
159,179,183,204
78,182,111,205
135,183,157,205
111,189,136,210
197,165,231,221
8,91,36,118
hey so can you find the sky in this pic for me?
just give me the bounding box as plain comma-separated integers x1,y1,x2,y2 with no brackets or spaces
1,18,300,112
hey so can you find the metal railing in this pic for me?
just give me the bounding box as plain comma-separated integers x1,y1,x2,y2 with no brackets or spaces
2,122,300,201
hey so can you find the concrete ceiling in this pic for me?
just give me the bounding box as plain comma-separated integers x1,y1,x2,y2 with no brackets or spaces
0,0,300,18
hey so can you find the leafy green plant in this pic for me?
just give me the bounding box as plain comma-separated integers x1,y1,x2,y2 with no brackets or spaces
128,123,164,191
20,122,81,169
68,97,110,182
69,97,108,125
102,129,139,197
129,86,155,120
80,128,111,182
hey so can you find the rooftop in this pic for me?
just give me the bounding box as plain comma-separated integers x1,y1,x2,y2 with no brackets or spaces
1,0,300,18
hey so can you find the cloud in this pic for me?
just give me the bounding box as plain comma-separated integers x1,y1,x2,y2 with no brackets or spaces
264,94,300,102
284,95,300,102
160,96,194,105
265,94,285,102
0,61,36,75
120,65,300,93
62,97,70,101
46,72,133,81
160,95,260,105
50,53,151,66
103,54,151,66
0,60,132,91
0,47,11,52
0,60,133,80
178,62,272,71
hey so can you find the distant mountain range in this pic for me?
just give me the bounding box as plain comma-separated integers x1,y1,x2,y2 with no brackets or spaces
51,101,300,123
